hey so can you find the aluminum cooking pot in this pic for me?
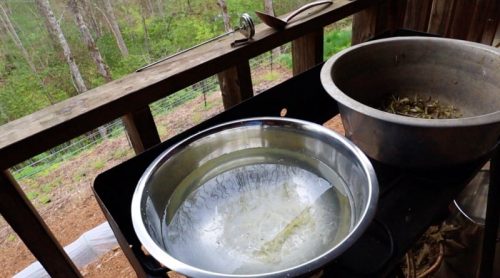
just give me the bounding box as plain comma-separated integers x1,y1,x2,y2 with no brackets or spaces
321,37,500,168
131,117,378,277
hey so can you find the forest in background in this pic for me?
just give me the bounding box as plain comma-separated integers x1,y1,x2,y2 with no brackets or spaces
0,0,326,125
1,0,351,178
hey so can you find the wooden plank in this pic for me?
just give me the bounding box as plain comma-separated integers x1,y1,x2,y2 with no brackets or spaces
292,29,324,75
479,0,500,45
0,0,378,170
427,0,457,36
352,4,378,45
447,0,476,39
217,61,253,110
493,21,500,47
0,171,82,278
352,0,406,45
122,106,161,154
379,0,408,33
466,0,493,42
403,0,433,31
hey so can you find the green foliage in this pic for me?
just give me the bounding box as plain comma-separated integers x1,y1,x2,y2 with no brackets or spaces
263,71,280,82
91,159,106,170
0,66,52,123
275,28,351,70
38,194,51,204
324,29,352,59
112,148,131,160
41,178,61,193
7,233,17,242
73,170,87,182
26,191,39,201
0,0,351,125
277,53,293,69
2,0,353,186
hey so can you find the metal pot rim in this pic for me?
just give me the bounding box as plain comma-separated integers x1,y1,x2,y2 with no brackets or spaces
131,117,379,278
320,36,500,128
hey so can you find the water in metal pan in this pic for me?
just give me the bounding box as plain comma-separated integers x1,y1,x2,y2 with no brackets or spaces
161,148,354,274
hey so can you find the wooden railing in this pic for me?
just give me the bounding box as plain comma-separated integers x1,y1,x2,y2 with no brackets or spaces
0,0,498,276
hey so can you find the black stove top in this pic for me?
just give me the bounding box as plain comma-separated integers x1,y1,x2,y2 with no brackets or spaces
93,64,496,277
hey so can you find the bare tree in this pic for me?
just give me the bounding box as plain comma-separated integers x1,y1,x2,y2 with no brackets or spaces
155,0,165,18
68,0,112,82
80,0,102,38
139,0,155,17
99,0,129,57
0,3,37,73
217,0,231,32
1,2,57,104
264,0,274,16
140,8,152,57
36,0,87,95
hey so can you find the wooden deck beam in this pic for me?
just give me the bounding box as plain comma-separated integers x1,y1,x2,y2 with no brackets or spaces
122,106,161,154
0,171,81,277
217,61,254,109
292,29,324,75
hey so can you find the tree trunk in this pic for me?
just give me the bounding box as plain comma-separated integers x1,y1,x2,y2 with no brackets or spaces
139,0,154,17
0,3,37,73
1,2,56,104
81,0,102,38
217,0,231,31
36,0,87,95
264,0,281,57
140,10,152,56
68,0,112,82
264,0,274,15
102,0,129,57
155,0,165,18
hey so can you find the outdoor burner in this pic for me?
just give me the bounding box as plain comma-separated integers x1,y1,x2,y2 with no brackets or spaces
93,64,499,277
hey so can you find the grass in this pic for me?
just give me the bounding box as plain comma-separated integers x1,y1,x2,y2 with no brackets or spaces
6,234,16,242
73,170,88,183
91,159,106,171
112,148,131,160
38,194,51,204
26,191,39,201
191,112,203,124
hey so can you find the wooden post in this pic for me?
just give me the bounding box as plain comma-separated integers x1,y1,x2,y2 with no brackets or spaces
374,0,407,36
122,106,161,154
217,61,253,110
468,0,500,44
292,29,323,76
352,4,379,45
0,170,82,278
352,0,407,45
427,0,457,36
403,0,433,31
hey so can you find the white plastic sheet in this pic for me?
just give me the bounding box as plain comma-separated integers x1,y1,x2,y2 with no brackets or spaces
14,222,118,278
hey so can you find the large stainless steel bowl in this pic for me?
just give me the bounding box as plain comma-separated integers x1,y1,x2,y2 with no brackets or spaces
321,37,500,168
131,117,378,277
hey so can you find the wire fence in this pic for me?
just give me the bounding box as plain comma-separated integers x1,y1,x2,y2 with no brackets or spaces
11,46,292,180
